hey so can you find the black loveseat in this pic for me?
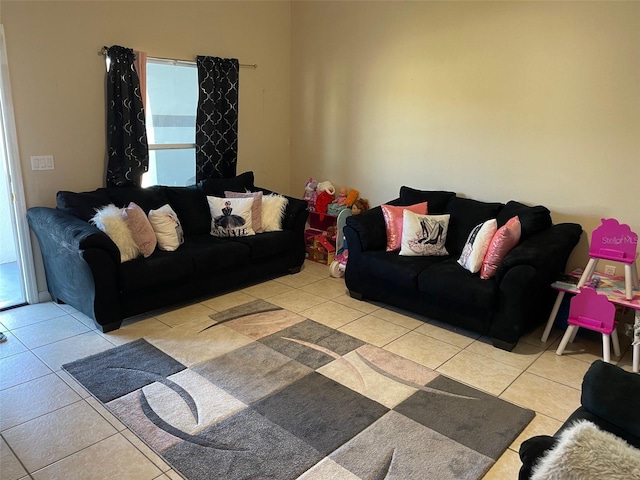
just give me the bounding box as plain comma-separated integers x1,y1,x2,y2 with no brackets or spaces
27,172,308,333
518,360,640,479
344,186,582,351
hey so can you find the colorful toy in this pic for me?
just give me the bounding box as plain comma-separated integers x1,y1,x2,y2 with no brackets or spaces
303,178,318,211
317,181,336,196
315,191,334,220
351,198,370,215
344,188,359,207
336,187,348,206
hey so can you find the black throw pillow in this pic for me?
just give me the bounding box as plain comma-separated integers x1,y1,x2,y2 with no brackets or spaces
198,171,255,197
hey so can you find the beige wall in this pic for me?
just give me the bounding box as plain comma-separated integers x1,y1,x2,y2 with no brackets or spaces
2,0,291,293
291,1,640,270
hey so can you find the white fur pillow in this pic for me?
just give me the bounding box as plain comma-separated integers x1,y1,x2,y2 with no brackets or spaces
531,420,640,480
91,204,140,262
261,194,288,232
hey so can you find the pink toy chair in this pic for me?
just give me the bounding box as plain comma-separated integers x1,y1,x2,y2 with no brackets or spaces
577,218,639,300
556,287,620,363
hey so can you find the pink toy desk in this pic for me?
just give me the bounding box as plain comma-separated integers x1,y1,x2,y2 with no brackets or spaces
541,268,640,372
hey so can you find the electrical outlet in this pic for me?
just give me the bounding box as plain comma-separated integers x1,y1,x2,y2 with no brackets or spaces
604,265,616,276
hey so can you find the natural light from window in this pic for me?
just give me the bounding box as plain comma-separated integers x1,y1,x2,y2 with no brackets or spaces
142,59,198,187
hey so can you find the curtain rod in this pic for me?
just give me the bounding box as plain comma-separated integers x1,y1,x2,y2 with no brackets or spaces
99,48,257,69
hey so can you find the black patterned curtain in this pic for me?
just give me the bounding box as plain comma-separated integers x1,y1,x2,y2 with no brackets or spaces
195,56,239,183
105,45,148,187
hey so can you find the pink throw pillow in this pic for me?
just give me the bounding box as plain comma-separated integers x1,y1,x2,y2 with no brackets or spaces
381,202,428,252
480,216,521,279
122,202,157,258
225,191,263,233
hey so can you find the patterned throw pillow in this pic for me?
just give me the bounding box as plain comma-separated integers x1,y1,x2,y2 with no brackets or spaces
225,191,263,233
148,204,185,251
457,219,497,273
123,202,157,258
399,211,450,257
381,202,428,252
91,204,140,262
480,216,521,279
207,196,255,237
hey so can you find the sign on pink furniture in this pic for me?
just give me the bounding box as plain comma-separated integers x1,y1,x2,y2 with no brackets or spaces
556,287,620,363
577,218,639,300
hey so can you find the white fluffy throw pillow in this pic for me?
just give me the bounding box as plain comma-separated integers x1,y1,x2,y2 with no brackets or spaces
148,204,184,251
261,194,288,232
91,204,140,262
531,420,640,480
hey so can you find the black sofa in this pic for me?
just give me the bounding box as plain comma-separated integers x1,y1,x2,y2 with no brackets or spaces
518,360,640,479
26,172,308,333
344,186,582,351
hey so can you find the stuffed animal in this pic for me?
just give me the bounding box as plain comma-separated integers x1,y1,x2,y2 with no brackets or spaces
344,188,359,207
303,178,318,211
317,181,336,196
315,191,334,220
351,198,370,215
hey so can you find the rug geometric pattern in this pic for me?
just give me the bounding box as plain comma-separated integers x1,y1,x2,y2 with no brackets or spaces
63,300,534,480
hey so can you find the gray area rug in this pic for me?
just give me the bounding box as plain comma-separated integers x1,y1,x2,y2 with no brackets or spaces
63,299,534,479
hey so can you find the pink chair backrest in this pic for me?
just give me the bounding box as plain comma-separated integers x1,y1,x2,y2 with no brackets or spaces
589,218,638,262
569,286,616,332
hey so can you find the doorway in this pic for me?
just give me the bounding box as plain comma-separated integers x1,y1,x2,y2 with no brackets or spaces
0,25,37,310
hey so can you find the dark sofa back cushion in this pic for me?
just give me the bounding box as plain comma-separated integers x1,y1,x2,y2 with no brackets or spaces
445,197,504,256
497,201,552,241
164,186,211,235
107,186,169,213
198,171,255,197
399,186,456,213
56,189,112,222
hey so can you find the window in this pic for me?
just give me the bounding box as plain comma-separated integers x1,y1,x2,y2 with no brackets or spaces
142,59,198,187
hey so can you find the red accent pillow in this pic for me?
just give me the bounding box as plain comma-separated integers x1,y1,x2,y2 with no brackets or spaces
381,202,428,252
480,216,521,279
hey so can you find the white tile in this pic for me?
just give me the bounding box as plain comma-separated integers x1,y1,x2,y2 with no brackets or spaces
32,331,116,371
200,291,256,311
31,434,162,480
0,351,52,391
3,401,118,472
101,317,173,346
385,330,461,369
11,315,90,349
338,315,409,347
0,331,28,359
0,374,81,431
0,436,27,480
0,303,67,330
300,301,364,329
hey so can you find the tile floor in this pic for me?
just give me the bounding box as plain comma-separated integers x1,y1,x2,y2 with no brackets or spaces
0,260,636,479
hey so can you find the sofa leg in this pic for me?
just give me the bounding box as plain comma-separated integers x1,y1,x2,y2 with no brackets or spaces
492,338,517,352
97,321,122,333
288,266,302,274
348,290,364,301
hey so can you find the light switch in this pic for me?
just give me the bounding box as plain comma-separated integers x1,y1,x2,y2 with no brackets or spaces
30,155,54,170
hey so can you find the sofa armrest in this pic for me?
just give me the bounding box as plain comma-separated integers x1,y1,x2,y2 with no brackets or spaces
281,195,309,233
581,360,640,439
495,223,583,284
27,207,123,327
345,206,388,252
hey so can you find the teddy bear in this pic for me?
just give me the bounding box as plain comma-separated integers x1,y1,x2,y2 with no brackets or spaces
351,198,370,215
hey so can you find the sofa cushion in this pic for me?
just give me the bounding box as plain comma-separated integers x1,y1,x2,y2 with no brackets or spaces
198,171,255,197
457,219,497,274
225,191,263,233
497,201,552,241
57,189,112,222
480,216,522,280
118,248,194,292
148,204,185,252
356,251,446,291
381,202,428,252
399,212,450,257
231,231,296,261
207,196,255,237
164,186,211,236
123,202,157,258
181,235,251,275
418,259,498,310
398,186,456,213
107,186,168,213
444,197,504,256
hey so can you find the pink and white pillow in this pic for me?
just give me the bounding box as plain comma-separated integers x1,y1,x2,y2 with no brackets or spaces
123,202,157,258
399,211,450,257
381,202,428,252
480,216,521,279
